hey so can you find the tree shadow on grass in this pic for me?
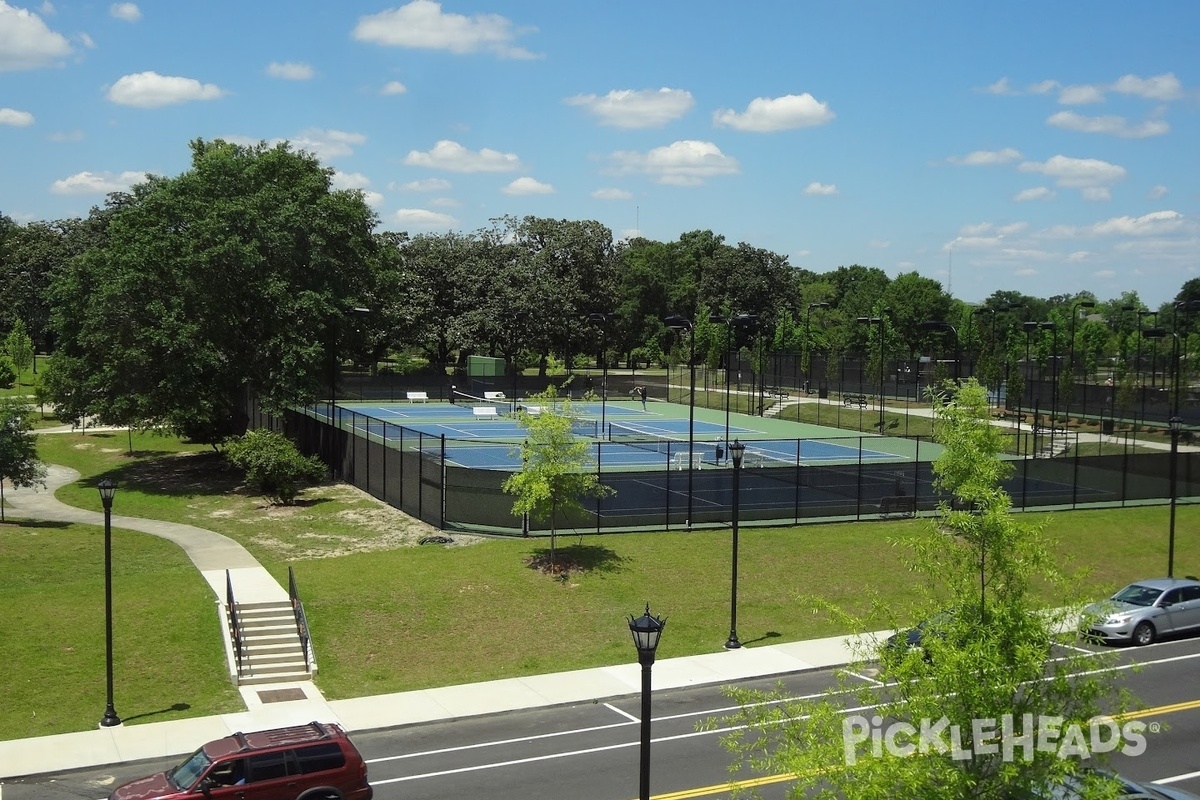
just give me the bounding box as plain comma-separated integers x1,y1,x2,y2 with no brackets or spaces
121,702,192,724
93,451,245,499
739,631,783,646
526,543,626,578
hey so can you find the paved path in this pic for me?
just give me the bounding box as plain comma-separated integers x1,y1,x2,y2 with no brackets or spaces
5,463,287,604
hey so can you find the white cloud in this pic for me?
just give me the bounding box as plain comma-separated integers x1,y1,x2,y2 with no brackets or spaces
395,177,451,192
869,239,890,249
502,177,553,196
50,169,146,195
1092,269,1116,279
1018,154,1126,190
1014,187,1055,202
996,222,1028,236
0,107,34,126
592,187,632,201
1028,80,1059,94
430,197,459,208
106,71,225,107
712,93,834,132
1058,84,1105,105
266,61,314,80
331,170,371,190
394,208,457,227
948,148,1021,166
39,2,53,13
607,140,739,186
1068,252,1091,263
49,129,84,142
803,182,837,196
353,0,539,60
1148,185,1168,200
980,77,1017,95
381,80,407,95
1047,110,1168,138
1092,210,1184,236
0,1,72,71
564,88,692,129
1081,187,1111,202
1112,72,1182,101
109,2,139,22
288,128,365,160
403,140,521,172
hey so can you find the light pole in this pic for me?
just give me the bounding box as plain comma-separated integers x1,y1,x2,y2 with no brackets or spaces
725,439,746,649
920,320,960,383
665,316,696,528
857,313,888,430
1169,414,1182,578
98,479,121,728
806,303,829,391
629,604,666,800
1069,300,1095,417
589,312,613,430
708,313,757,449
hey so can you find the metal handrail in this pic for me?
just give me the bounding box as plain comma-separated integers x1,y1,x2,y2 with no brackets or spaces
288,566,311,673
226,569,244,675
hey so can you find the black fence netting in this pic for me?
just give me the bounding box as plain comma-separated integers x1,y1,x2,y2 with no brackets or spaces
246,398,1199,537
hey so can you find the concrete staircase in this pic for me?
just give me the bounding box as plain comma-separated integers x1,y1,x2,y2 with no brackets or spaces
231,600,313,685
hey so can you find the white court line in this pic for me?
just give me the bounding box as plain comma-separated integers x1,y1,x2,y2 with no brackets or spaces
604,702,639,723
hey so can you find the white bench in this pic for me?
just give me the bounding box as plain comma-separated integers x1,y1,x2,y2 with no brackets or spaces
523,405,545,416
473,406,500,419
406,391,429,403
672,451,704,470
484,391,506,401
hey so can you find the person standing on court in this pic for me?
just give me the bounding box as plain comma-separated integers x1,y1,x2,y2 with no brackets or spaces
635,385,647,411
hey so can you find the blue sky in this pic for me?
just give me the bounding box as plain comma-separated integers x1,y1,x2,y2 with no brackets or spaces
2,1,1197,306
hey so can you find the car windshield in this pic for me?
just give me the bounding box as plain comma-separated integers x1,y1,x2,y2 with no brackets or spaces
167,748,211,790
1111,584,1162,607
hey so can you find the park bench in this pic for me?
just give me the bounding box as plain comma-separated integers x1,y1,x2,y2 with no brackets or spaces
472,406,500,419
765,386,791,399
993,410,1027,423
406,391,429,403
483,391,506,401
843,394,868,409
672,451,704,470
879,494,915,517
522,405,545,416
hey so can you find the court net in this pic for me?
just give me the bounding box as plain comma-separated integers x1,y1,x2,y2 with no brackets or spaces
607,421,692,456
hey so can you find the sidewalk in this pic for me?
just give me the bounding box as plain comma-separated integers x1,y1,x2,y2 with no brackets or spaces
0,631,875,779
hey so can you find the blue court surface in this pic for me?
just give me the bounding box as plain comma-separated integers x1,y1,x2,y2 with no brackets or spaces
325,401,904,471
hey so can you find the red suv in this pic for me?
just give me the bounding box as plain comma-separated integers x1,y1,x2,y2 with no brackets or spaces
109,721,373,800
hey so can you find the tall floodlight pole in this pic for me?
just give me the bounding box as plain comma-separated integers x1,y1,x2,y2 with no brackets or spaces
589,312,613,429
920,320,960,383
665,316,696,529
1145,326,1184,577
806,303,829,392
857,313,888,430
1069,300,1095,417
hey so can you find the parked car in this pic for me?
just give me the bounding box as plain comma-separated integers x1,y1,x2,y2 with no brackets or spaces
109,721,372,800
1081,576,1200,646
883,609,957,663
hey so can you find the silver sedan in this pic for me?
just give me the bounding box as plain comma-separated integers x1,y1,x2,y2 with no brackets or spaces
1082,577,1200,646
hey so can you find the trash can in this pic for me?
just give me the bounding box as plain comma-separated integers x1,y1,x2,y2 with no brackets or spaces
1101,418,1114,435
818,387,829,399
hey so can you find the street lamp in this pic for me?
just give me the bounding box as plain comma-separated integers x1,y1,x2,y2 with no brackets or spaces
725,439,746,649
805,303,829,391
920,320,960,383
1169,415,1182,578
629,604,666,800
857,313,889,430
665,316,696,529
97,478,121,728
589,312,613,429
1069,300,1096,414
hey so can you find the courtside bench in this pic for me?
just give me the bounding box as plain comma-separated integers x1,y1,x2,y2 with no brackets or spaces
844,394,868,409
473,406,500,419
880,494,915,517
483,391,506,402
406,391,429,403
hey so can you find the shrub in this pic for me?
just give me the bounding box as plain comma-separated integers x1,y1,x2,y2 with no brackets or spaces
224,429,324,504
0,356,15,390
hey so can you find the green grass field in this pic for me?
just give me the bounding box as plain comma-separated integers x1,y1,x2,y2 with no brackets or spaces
2,429,1198,740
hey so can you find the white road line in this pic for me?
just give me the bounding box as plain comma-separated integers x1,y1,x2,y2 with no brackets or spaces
365,719,635,764
1157,769,1200,785
604,702,639,723
847,670,883,686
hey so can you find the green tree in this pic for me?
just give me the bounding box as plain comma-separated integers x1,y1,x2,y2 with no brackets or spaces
502,389,611,571
45,139,380,446
0,398,48,521
224,428,324,505
5,319,33,381
0,357,14,391
715,380,1134,798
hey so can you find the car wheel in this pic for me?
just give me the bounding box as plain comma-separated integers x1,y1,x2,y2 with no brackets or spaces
1132,621,1156,646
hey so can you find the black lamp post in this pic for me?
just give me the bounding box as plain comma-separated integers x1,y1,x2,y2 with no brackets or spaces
1068,300,1095,380
920,320,960,383
589,312,613,429
725,439,746,649
665,316,696,528
98,478,121,728
857,313,888,430
1169,414,1182,579
806,303,829,391
629,604,666,800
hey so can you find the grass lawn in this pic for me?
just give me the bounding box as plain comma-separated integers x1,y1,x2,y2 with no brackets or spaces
3,429,1198,740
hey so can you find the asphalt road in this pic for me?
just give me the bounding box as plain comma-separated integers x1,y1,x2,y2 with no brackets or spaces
4,636,1199,800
